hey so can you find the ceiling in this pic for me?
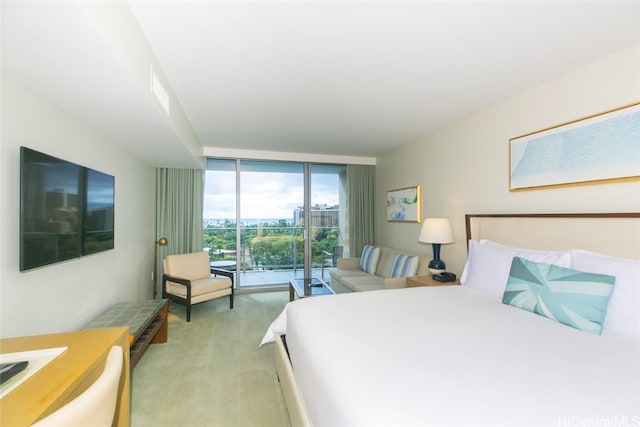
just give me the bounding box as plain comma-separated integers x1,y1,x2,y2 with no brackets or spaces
2,1,639,168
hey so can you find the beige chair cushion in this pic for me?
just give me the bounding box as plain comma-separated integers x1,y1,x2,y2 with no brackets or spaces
340,275,385,292
330,268,371,282
167,276,232,298
164,252,210,281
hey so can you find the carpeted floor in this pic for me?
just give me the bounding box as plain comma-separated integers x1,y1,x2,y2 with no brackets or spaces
131,291,292,427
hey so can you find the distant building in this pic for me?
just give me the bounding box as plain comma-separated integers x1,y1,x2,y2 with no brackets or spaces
85,206,114,231
293,204,339,227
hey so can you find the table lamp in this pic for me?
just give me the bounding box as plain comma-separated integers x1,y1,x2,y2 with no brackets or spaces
418,218,454,275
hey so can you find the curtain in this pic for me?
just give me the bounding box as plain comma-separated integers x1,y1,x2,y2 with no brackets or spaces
156,168,204,256
346,164,375,257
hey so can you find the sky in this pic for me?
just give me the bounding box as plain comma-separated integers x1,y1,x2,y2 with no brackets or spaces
204,170,339,220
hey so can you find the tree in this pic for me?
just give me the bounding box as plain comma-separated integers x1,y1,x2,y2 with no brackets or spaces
204,219,339,270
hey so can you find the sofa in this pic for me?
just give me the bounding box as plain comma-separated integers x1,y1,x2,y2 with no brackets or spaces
328,245,431,293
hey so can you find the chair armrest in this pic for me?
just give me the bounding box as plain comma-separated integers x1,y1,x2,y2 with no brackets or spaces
210,268,235,288
322,250,331,257
163,274,192,288
336,257,361,270
383,277,407,289
162,274,194,299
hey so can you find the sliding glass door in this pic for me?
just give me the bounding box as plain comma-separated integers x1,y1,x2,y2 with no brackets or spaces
239,161,304,287
310,164,345,281
203,159,237,273
204,159,345,290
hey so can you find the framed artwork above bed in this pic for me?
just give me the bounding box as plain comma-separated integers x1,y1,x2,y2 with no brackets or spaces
509,102,640,191
386,185,422,222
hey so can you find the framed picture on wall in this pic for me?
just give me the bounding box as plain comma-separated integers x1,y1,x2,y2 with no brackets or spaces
386,185,422,222
509,102,640,191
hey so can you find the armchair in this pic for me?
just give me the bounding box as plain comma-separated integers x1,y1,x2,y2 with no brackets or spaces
162,251,234,322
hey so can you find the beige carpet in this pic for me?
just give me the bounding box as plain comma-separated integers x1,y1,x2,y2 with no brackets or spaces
131,291,292,427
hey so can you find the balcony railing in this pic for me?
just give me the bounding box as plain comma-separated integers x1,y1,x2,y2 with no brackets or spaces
204,224,340,287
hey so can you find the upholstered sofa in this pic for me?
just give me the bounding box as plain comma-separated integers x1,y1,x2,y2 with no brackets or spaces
328,245,431,293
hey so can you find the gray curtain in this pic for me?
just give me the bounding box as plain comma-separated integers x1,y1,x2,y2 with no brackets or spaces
156,168,204,256
346,164,375,257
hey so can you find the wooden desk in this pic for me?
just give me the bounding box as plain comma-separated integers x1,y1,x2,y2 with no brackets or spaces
0,327,130,427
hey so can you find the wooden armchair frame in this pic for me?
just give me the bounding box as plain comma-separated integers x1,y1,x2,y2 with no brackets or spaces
162,267,234,322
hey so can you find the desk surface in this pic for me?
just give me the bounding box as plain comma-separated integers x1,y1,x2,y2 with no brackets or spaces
0,327,130,426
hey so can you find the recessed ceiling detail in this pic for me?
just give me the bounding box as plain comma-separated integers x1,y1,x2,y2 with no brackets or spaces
2,1,638,166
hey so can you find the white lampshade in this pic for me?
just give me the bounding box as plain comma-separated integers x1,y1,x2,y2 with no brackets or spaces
418,218,454,244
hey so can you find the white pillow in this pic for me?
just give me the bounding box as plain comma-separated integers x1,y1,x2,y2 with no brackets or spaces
460,239,565,283
570,249,640,337
460,239,571,301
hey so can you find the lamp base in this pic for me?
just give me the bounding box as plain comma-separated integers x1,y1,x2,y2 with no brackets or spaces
428,259,446,275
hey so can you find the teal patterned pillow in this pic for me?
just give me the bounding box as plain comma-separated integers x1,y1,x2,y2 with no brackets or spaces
390,254,419,278
360,245,380,275
503,257,615,335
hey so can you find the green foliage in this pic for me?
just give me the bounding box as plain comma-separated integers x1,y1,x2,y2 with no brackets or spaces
203,220,340,270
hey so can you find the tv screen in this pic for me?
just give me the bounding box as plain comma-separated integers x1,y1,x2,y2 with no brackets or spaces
83,168,115,255
20,147,114,271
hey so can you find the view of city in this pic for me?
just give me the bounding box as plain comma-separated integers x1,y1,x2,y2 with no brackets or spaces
203,204,340,276
203,161,344,286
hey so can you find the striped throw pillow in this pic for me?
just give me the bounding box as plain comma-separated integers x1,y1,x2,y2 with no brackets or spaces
390,254,419,278
359,245,380,275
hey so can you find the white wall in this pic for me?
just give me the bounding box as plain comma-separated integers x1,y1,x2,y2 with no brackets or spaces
0,79,156,338
376,44,640,276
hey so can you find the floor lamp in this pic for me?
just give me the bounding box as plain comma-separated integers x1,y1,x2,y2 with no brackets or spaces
153,237,168,299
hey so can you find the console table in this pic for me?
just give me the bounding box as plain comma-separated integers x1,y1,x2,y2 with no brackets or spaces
85,299,168,369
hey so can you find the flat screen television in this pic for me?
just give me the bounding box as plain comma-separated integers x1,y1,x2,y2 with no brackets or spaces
20,147,114,271
83,168,115,256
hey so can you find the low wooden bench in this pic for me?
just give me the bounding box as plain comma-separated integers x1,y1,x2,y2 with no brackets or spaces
85,299,168,369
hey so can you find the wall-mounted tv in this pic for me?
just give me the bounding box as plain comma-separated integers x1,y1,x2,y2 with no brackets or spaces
20,147,115,271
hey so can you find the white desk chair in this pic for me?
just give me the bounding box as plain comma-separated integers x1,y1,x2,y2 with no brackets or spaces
31,345,123,427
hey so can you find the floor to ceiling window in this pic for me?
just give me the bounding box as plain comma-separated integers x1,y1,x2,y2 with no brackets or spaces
310,164,345,281
204,158,345,290
239,161,304,288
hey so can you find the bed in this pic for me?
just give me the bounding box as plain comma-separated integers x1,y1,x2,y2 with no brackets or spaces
263,213,640,427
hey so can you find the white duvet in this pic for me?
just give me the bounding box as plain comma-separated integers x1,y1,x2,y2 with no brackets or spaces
263,286,640,427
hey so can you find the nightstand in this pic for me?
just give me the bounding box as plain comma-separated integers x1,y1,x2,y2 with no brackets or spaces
406,275,460,287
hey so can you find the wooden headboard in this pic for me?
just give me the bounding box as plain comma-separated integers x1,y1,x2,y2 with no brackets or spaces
465,213,640,259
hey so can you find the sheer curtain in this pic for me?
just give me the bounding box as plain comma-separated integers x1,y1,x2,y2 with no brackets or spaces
156,168,204,257
346,164,375,257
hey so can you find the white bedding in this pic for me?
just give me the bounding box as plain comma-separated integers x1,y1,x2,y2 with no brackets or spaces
268,286,640,427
